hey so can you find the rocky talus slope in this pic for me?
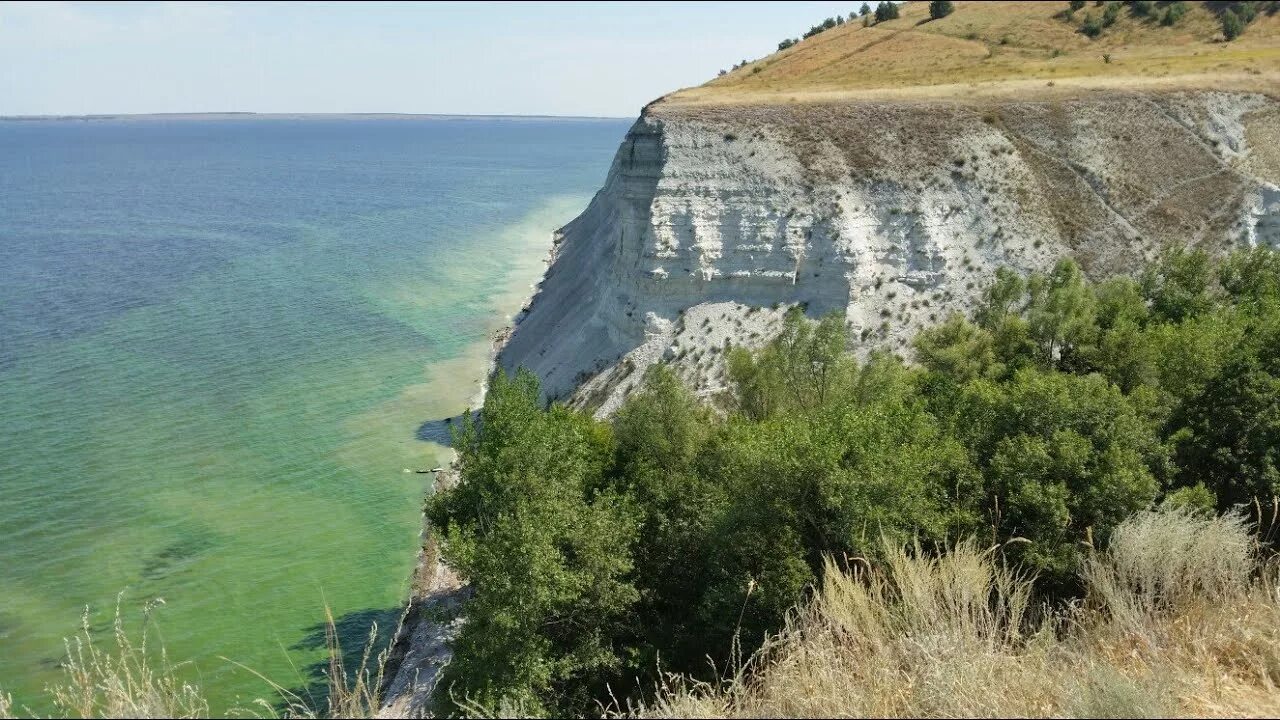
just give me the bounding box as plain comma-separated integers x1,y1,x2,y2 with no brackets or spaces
496,91,1280,415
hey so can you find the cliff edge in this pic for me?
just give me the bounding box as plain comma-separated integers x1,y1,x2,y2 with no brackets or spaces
498,90,1280,414
497,3,1280,414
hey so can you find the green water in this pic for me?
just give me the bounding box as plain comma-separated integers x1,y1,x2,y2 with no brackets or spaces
0,117,627,713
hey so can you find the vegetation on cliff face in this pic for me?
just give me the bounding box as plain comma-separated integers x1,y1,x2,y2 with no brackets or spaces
426,247,1280,716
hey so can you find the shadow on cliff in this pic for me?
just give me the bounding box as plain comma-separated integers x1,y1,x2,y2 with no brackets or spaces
415,410,480,447
275,606,403,714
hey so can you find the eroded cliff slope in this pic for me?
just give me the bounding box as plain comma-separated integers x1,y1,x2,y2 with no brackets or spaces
497,91,1280,414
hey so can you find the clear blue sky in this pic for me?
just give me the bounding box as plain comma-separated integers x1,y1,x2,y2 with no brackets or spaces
0,1,861,117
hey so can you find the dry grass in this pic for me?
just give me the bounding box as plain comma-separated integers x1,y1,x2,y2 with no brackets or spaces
233,604,406,720
0,600,403,719
639,509,1280,718
26,597,209,719
664,1,1280,107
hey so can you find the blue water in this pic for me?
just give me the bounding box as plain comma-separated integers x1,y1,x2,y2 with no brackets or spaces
0,116,629,712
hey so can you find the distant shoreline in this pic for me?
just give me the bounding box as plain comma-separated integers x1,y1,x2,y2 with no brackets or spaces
0,112,630,123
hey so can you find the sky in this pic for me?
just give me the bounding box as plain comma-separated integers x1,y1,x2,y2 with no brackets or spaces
0,1,861,118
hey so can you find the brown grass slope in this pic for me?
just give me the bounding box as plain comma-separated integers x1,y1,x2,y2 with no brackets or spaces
663,1,1280,107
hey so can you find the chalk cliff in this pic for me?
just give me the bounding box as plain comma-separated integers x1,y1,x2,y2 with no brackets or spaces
497,92,1280,414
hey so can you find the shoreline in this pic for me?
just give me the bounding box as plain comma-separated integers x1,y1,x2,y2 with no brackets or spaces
378,197,587,716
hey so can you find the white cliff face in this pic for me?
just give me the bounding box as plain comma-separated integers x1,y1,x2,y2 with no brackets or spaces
497,91,1280,413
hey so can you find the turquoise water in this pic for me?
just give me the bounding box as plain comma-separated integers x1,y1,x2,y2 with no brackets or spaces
0,116,628,713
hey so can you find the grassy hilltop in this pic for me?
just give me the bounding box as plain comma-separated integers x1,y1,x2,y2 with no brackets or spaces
665,0,1280,106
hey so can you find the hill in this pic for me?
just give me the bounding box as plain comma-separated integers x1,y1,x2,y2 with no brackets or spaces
665,1,1280,106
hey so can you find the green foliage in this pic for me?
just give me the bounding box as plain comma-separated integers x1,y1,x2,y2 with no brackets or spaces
875,1,901,23
430,248,1280,716
1160,482,1218,516
915,313,997,382
929,1,955,20
1081,11,1103,37
1131,0,1155,18
1070,0,1087,11
425,370,638,715
1161,1,1188,26
728,308,856,419
952,369,1161,577
1222,8,1245,40
1141,247,1216,322
1102,1,1122,27
859,2,872,16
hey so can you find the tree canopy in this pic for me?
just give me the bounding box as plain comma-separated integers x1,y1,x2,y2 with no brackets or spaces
427,247,1280,716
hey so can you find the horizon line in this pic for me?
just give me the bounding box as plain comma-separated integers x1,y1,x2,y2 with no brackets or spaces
0,110,635,122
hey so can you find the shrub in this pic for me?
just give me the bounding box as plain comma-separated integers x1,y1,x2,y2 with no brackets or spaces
875,1,900,23
1081,11,1103,36
1101,0,1122,27
1162,1,1188,25
1222,8,1245,40
929,0,955,20
1070,0,1087,10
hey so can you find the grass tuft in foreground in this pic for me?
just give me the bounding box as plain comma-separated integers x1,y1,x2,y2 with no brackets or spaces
637,509,1280,719
0,601,403,720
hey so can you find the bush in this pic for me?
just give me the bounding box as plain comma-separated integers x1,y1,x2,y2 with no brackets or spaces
1162,1,1188,25
929,0,955,20
1081,11,1103,36
1070,0,1087,10
875,1,900,23
1131,0,1154,17
1101,0,1122,27
1222,9,1246,40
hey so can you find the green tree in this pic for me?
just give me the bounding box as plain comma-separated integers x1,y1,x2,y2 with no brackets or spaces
426,370,639,715
1172,352,1280,507
875,1,900,22
1070,0,1087,10
929,1,955,20
1142,247,1217,323
1222,8,1245,40
914,312,998,382
951,369,1163,581
728,308,855,418
1219,246,1280,304
1026,258,1098,371
1086,277,1155,392
859,2,872,16
700,354,978,650
610,365,724,670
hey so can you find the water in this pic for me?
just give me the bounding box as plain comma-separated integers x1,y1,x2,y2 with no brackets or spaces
0,116,629,713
